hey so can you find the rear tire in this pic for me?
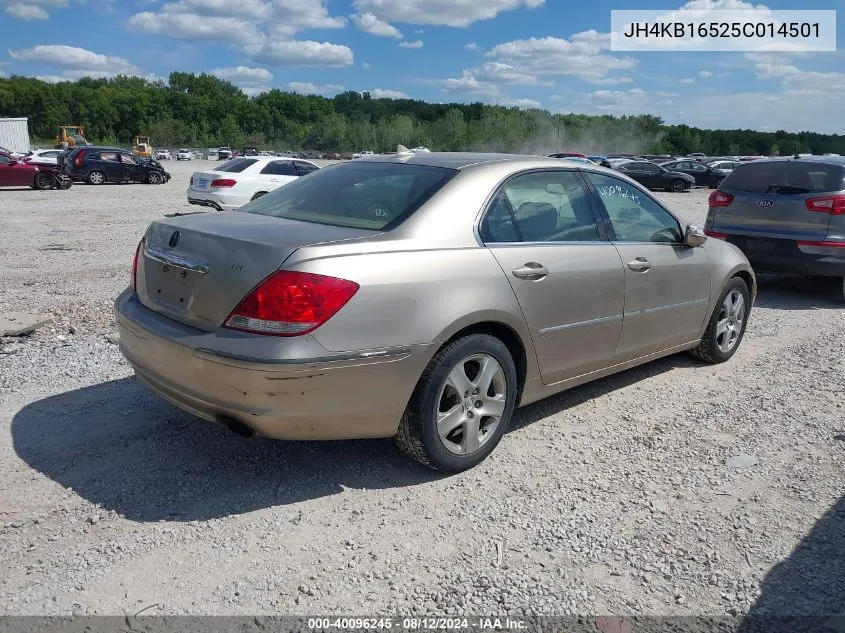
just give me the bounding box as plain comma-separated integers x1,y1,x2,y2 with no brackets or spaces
395,334,518,472
670,179,687,193
87,170,105,185
690,276,750,364
33,172,54,190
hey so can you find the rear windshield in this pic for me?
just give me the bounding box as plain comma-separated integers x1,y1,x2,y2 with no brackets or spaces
215,158,258,173
239,162,457,230
722,161,845,194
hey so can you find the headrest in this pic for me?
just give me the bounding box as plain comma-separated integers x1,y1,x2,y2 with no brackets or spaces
514,202,558,241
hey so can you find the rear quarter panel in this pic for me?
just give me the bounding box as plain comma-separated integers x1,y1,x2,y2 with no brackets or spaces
284,245,541,383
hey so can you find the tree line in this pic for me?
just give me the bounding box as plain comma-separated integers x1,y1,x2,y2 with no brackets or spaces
1,72,843,156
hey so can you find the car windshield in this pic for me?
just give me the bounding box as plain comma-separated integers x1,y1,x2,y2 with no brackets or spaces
722,161,845,194
215,158,258,173
239,161,457,230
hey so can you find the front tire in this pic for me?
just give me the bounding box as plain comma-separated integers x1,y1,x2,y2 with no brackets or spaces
87,170,105,185
147,172,163,185
691,276,750,363
395,334,518,472
670,179,687,192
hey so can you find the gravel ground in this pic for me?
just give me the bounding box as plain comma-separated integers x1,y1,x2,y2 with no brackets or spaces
0,159,843,619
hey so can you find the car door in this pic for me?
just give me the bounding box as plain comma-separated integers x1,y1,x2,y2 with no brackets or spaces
119,152,142,181
259,160,298,190
480,169,625,385
97,151,122,181
0,153,30,186
584,171,711,363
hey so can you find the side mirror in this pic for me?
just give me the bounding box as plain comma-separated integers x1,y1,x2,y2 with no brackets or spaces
685,223,707,247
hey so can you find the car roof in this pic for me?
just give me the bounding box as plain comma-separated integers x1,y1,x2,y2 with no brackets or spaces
355,151,585,170
732,156,845,167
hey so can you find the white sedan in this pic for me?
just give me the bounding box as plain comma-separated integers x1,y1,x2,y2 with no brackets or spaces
23,149,64,165
186,156,320,211
176,149,192,160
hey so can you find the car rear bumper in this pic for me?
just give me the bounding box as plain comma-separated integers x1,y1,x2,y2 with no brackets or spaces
720,235,845,277
114,290,429,440
185,188,249,211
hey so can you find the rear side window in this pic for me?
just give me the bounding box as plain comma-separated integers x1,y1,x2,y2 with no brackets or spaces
216,158,258,173
260,161,297,176
240,162,457,230
722,161,845,194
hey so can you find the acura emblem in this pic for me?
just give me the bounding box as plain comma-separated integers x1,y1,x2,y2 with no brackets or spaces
756,200,774,208
169,231,181,247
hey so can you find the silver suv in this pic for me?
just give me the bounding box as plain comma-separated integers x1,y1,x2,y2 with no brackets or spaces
704,157,845,301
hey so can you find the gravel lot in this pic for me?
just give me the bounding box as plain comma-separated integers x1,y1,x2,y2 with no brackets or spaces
1,159,843,619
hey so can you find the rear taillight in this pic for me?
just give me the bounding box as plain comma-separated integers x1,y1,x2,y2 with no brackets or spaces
708,190,734,207
74,149,85,168
224,271,359,336
132,239,144,291
211,178,236,188
704,229,729,239
797,240,845,248
805,195,845,215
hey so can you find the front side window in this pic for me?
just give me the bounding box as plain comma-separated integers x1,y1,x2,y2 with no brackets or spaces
120,153,138,164
240,161,456,230
481,170,602,243
0,154,13,165
587,172,683,243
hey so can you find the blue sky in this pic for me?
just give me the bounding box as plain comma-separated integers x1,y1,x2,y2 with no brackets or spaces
0,0,843,132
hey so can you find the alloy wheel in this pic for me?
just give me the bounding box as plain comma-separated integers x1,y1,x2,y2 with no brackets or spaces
435,354,508,456
716,289,745,353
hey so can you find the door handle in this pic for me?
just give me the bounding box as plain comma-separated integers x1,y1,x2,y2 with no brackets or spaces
512,263,549,280
627,257,650,272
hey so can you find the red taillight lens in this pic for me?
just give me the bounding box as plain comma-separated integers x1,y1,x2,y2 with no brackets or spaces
704,229,729,239
805,195,845,215
224,271,359,336
75,149,85,168
132,239,143,291
210,178,236,188
708,190,734,207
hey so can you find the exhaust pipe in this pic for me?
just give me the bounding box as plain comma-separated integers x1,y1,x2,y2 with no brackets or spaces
216,415,256,438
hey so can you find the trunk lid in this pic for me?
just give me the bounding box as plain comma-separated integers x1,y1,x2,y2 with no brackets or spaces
188,170,227,192
713,161,845,240
136,211,374,331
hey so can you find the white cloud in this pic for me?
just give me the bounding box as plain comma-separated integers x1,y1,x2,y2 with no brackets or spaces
681,77,695,84
212,65,273,84
444,30,636,94
268,0,346,37
252,40,354,67
399,40,423,49
465,42,479,51
212,66,272,94
6,3,49,19
161,0,270,18
2,0,68,20
698,70,713,77
362,62,372,68
488,97,542,109
414,29,424,34
288,81,345,96
352,0,544,27
369,88,409,99
351,12,402,38
127,12,262,43
8,45,142,75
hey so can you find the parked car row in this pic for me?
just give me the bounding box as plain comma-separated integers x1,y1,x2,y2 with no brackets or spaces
0,150,71,189
62,146,171,185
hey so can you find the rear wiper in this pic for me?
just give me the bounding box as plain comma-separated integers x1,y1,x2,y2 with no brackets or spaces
764,185,811,194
